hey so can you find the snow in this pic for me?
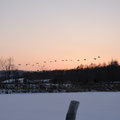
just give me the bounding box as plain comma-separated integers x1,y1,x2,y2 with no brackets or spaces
40,79,51,83
2,79,15,83
0,92,120,120
3,78,24,83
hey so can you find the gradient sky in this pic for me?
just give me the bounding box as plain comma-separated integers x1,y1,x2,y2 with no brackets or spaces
0,0,120,70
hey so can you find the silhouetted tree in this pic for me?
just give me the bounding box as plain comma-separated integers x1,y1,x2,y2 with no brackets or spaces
0,57,17,80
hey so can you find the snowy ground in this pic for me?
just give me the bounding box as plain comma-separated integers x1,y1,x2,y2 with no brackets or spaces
0,92,120,120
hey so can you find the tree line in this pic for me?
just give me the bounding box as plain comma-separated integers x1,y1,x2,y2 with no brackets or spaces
0,58,120,92
22,60,120,91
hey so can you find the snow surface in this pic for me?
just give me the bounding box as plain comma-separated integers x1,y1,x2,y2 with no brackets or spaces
0,92,120,120
3,78,24,83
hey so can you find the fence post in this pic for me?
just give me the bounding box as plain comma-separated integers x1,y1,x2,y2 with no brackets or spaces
66,100,80,120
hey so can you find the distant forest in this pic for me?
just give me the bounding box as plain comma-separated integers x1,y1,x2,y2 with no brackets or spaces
0,60,120,93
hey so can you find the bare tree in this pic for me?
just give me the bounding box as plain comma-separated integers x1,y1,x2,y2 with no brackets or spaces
0,57,17,80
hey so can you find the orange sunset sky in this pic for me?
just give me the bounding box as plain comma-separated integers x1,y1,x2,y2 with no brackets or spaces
0,0,120,71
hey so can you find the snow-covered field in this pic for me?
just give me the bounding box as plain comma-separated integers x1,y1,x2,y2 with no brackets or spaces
0,92,120,120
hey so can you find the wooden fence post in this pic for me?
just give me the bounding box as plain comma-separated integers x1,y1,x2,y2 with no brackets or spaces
66,100,80,120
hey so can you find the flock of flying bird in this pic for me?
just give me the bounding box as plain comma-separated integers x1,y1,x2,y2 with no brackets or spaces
17,56,101,67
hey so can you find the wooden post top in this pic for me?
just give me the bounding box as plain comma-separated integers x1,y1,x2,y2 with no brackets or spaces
66,100,80,120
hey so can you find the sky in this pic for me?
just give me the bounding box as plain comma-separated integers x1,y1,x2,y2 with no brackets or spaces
0,0,120,70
